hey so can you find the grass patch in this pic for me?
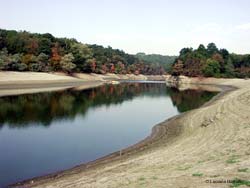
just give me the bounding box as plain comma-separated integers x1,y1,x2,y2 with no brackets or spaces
151,176,158,180
238,168,248,172
192,173,203,177
138,177,145,181
227,158,238,164
210,174,220,178
226,155,240,164
230,178,250,187
177,165,192,171
197,160,206,164
137,177,146,186
243,124,250,129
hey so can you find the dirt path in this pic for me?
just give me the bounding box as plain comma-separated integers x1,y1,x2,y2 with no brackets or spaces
11,78,250,188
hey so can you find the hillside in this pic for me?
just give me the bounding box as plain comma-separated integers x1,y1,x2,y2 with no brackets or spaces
171,43,250,78
135,53,176,72
0,29,166,75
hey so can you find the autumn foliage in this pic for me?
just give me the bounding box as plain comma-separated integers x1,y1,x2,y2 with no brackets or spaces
0,29,166,75
171,43,250,78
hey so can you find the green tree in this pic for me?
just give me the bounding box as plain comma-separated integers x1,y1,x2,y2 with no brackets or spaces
82,58,97,73
197,44,207,57
207,43,218,55
60,53,76,73
219,48,229,59
172,60,184,76
179,47,193,57
17,63,28,71
0,48,8,70
38,38,52,55
37,53,49,63
203,59,221,77
224,57,234,77
0,57,4,70
70,43,93,71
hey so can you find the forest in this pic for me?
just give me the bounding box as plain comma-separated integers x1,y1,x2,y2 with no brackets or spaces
135,53,176,72
0,29,166,75
171,43,250,78
1,29,250,78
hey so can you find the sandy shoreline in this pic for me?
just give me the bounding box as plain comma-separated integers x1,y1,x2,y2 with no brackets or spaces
0,71,168,97
1,72,249,188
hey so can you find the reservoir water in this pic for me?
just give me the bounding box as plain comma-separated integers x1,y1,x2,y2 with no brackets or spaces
0,82,218,187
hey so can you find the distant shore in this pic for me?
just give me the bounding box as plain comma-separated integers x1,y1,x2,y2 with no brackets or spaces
0,71,168,97
5,73,250,188
0,72,104,96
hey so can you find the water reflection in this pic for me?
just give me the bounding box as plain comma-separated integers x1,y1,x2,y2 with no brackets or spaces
0,83,218,187
0,83,217,128
168,87,217,112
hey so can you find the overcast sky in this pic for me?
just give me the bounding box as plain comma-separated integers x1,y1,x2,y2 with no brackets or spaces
1,0,250,55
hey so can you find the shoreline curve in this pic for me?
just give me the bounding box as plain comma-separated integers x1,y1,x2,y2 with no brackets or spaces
10,82,236,188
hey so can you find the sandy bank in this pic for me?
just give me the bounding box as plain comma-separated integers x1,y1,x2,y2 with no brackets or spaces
0,71,169,97
0,71,104,87
0,72,106,97
11,76,250,188
0,71,168,86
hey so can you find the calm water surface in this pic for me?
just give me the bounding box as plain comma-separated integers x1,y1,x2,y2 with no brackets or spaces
0,82,217,187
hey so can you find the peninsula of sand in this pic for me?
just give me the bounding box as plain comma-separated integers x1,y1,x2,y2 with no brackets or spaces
1,72,249,188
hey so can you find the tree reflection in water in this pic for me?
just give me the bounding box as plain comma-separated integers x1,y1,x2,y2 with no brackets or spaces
0,83,218,128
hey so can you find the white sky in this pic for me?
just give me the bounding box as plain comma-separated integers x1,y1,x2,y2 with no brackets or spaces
1,0,250,55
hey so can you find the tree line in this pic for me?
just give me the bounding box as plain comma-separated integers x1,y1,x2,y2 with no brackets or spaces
171,43,250,78
0,29,166,75
1,29,249,78
135,52,176,72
